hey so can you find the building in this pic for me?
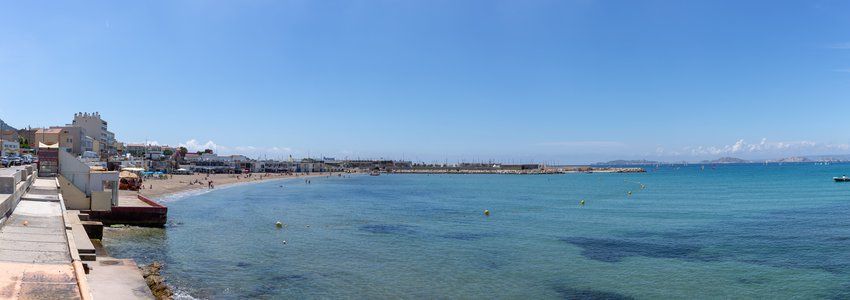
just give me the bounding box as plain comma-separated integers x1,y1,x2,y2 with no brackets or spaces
0,119,17,142
34,128,62,147
126,144,146,157
34,127,87,155
71,112,116,156
113,141,125,155
83,136,95,152
0,130,18,144
1,139,20,156
58,126,87,156
188,153,255,173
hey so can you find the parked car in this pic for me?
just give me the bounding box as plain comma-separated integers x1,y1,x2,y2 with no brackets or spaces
10,156,21,166
0,156,9,167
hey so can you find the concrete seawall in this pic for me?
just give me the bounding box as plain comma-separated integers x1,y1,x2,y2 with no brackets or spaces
0,165,36,225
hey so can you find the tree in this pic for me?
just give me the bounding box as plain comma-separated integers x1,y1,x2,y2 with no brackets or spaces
18,137,29,149
204,149,214,154
163,149,174,156
177,147,188,157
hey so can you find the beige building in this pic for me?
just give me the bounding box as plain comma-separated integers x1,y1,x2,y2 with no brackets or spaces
35,127,87,155
34,128,61,146
71,112,116,155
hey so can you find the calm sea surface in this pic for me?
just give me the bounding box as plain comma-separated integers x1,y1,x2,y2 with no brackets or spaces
105,164,850,299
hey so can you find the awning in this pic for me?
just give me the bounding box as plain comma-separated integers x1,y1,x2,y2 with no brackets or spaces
38,142,59,149
119,171,139,179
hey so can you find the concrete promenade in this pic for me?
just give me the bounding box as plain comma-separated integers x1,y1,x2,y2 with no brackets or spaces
0,177,87,299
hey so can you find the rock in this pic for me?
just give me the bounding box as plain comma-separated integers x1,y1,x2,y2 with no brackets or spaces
140,261,173,300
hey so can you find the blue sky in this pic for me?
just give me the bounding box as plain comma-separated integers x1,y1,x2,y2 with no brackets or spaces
1,0,849,163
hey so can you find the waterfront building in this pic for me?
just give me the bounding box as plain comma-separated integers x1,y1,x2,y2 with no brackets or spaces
71,112,117,156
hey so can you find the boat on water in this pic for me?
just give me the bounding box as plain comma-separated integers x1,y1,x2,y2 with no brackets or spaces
834,175,850,182
370,170,381,176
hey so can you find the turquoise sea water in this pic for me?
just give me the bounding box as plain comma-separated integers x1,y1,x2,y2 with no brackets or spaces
105,164,850,299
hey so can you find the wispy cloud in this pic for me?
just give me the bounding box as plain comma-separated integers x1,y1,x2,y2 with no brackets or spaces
177,139,292,158
683,138,849,157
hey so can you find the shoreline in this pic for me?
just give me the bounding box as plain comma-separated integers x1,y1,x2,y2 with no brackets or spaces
122,172,346,202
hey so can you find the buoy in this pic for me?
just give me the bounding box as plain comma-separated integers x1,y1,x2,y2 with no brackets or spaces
282,240,287,244
275,221,283,228
483,209,490,216
627,191,632,196
22,220,28,226
306,224,310,228
580,200,585,206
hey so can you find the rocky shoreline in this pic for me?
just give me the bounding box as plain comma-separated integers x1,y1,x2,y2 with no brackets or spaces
141,261,174,300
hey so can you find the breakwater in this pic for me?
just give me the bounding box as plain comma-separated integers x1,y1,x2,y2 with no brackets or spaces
388,167,645,174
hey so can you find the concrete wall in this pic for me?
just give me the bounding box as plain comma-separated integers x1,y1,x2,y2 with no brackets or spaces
91,191,112,211
0,165,35,222
58,150,119,210
58,174,90,210
59,150,93,196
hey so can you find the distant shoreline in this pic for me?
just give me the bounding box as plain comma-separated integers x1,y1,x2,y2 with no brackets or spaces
389,167,645,175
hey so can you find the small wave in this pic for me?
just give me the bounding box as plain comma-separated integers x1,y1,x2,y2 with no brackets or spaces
172,289,202,300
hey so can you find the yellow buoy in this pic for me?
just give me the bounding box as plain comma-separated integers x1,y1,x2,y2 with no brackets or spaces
484,209,490,216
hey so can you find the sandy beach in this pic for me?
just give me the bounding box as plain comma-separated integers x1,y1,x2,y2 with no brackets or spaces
120,172,340,201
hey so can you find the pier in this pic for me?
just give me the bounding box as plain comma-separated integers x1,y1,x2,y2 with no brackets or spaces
0,168,89,299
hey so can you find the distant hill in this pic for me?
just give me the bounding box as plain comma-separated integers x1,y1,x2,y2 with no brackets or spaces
593,159,660,165
702,157,749,164
0,118,16,131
